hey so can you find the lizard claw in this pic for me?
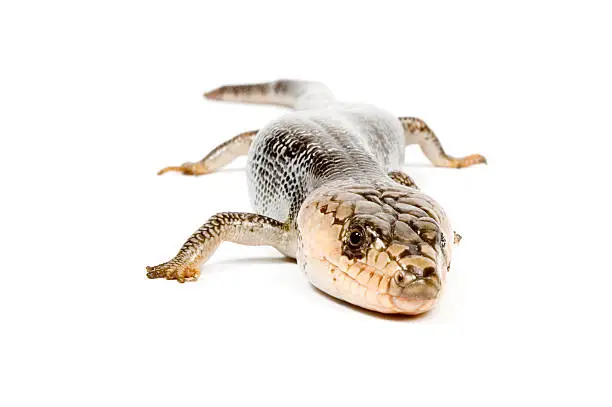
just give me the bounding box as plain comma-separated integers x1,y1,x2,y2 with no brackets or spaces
157,165,188,175
450,154,487,168
146,262,200,283
157,162,208,176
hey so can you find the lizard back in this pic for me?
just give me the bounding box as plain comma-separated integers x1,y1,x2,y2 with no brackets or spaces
246,104,405,224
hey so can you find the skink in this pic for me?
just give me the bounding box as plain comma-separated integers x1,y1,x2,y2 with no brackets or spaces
147,80,486,314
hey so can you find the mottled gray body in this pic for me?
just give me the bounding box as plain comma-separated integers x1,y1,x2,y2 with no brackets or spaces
148,79,486,314
247,104,405,224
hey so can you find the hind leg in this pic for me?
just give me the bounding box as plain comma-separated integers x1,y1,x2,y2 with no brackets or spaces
399,117,486,168
158,130,258,176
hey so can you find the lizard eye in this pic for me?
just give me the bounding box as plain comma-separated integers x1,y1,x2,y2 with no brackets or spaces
344,223,369,257
342,219,373,259
349,229,364,247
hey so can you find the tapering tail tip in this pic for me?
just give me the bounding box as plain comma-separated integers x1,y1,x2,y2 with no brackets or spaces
202,80,334,108
203,87,223,100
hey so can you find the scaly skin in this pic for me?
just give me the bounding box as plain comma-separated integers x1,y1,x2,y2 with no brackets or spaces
148,79,485,315
297,181,452,314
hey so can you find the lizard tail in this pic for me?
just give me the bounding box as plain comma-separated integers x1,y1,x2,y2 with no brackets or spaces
204,79,335,110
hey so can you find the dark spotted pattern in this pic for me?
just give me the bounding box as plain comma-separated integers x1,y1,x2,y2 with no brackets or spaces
247,106,405,224
322,184,446,260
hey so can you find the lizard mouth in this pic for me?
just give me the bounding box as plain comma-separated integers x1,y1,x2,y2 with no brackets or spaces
321,257,440,314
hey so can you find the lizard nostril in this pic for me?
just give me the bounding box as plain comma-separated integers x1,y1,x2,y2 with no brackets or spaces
404,264,417,276
394,271,406,285
423,267,436,278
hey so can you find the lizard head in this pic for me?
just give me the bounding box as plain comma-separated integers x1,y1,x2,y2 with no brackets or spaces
296,182,454,315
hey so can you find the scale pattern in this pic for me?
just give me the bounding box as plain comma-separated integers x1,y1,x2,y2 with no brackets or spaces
247,105,405,224
147,79,478,315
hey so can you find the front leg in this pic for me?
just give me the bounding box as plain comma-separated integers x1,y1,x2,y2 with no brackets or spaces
399,117,487,168
388,170,419,189
146,212,294,283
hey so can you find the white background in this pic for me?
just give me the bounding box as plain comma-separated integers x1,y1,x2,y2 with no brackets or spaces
1,1,611,406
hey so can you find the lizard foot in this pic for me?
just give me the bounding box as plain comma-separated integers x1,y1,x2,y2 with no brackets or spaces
146,261,200,283
449,154,487,169
157,161,210,176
